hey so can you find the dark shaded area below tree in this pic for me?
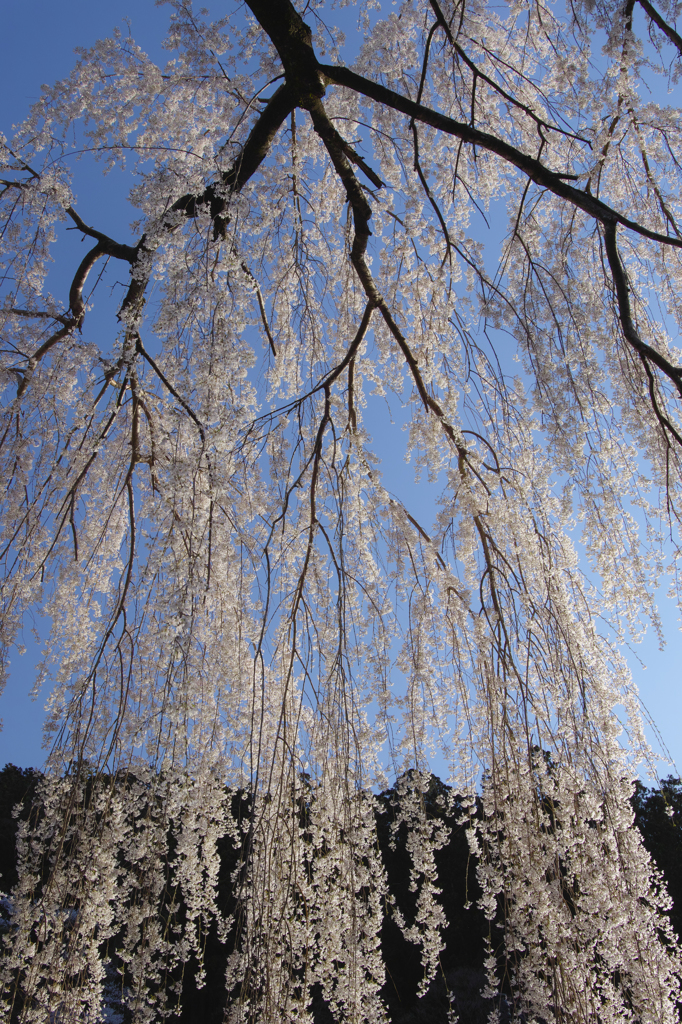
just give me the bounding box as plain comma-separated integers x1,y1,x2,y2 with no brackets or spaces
1,767,680,1023
632,776,682,940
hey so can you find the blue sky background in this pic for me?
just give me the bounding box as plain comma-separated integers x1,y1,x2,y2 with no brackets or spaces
1,0,681,780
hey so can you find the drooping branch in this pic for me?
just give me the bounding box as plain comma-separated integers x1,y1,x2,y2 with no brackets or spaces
427,0,590,145
15,324,74,399
4,4,682,1021
243,0,682,451
119,81,297,322
303,96,374,275
603,221,682,399
12,241,108,397
9,77,298,389
303,88,468,460
134,335,206,445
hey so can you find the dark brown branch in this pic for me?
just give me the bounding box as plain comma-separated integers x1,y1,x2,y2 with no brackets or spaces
638,139,682,236
244,0,682,464
69,495,78,562
323,301,375,388
303,95,374,279
119,81,297,322
16,325,73,398
171,81,297,236
69,244,107,320
411,121,452,267
10,241,116,398
252,301,375,423
8,308,71,326
400,506,447,570
637,0,682,54
341,142,385,189
603,221,682,398
290,383,331,623
7,76,295,349
318,62,682,249
241,262,278,356
243,0,324,99
296,67,468,462
640,352,682,447
65,208,137,263
15,241,110,394
347,357,357,433
14,242,111,394
134,335,206,444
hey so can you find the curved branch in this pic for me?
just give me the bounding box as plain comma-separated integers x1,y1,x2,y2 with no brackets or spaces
603,221,682,399
640,352,682,447
251,300,375,425
300,83,467,463
119,81,297,322
65,208,137,263
69,244,106,320
303,95,374,278
13,243,107,398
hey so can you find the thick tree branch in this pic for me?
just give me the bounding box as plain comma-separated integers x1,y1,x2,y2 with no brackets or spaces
171,81,297,235
119,81,296,320
69,244,106,320
65,208,137,263
243,0,324,99
603,221,682,398
637,0,682,54
318,62,682,249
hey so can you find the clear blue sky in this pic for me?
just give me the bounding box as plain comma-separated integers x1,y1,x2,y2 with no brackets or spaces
1,0,681,780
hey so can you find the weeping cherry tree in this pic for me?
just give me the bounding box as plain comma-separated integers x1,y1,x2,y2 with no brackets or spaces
1,0,682,1020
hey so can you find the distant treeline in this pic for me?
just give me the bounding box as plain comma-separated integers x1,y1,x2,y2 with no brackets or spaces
1,766,680,1024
